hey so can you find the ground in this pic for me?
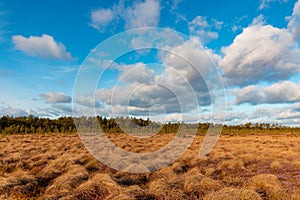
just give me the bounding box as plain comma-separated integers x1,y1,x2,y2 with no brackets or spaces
0,133,300,199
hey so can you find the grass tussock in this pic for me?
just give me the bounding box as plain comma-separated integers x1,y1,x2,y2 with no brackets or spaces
150,166,176,181
218,159,246,170
45,165,88,195
183,168,205,193
292,189,300,200
62,173,121,199
203,187,262,200
113,171,149,186
249,174,286,199
270,160,282,170
0,170,37,199
148,176,186,199
0,133,300,199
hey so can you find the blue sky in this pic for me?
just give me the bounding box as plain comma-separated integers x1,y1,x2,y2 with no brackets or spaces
0,0,300,126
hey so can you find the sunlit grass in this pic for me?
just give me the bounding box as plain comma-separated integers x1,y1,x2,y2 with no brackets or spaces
0,133,300,199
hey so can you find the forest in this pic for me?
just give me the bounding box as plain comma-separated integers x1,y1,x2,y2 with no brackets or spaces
0,115,299,135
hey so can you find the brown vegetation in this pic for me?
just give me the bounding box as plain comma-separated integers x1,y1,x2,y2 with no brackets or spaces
0,133,300,199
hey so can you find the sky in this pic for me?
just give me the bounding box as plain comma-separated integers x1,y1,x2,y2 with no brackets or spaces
0,0,300,126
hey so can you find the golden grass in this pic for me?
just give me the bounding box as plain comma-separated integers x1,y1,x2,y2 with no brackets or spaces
0,133,299,199
248,173,289,199
0,169,37,199
44,165,88,195
183,168,205,193
62,173,121,199
148,176,186,199
270,160,282,170
203,187,262,200
292,189,300,200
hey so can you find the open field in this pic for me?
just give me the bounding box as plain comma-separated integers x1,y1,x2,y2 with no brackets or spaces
0,133,300,199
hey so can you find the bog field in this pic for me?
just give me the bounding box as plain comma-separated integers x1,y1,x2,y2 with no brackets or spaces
0,133,300,199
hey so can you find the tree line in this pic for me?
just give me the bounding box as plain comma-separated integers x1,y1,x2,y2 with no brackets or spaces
0,115,299,134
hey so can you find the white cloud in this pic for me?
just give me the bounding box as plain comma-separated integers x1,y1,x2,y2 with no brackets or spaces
40,92,72,103
231,25,239,32
51,104,72,114
94,38,222,117
96,82,186,115
259,0,273,10
216,103,300,126
118,62,155,83
86,58,119,69
170,0,183,11
160,37,221,89
288,0,300,41
188,16,222,43
0,106,28,117
12,34,72,60
251,14,266,26
124,0,160,29
220,24,300,86
157,39,219,106
233,86,263,105
162,38,218,76
273,103,300,123
258,0,288,10
212,19,224,30
89,0,160,31
75,95,101,108
90,8,115,32
234,81,300,105
129,28,185,51
189,16,209,28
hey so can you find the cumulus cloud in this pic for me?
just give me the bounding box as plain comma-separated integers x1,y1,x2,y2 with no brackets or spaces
118,63,155,83
188,16,222,43
124,0,160,29
12,34,72,60
162,38,219,77
288,0,300,41
129,28,185,52
75,95,101,108
40,92,72,104
160,38,221,99
89,0,160,31
96,83,183,115
94,38,222,117
234,81,300,105
220,24,300,86
233,86,263,105
90,8,115,32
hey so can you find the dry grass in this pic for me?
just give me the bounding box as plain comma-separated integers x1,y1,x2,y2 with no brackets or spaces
148,176,186,199
248,173,289,199
0,133,299,199
270,160,282,170
61,173,122,199
203,187,262,200
44,165,88,195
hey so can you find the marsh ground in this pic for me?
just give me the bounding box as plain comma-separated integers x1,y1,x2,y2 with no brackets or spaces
0,133,300,199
